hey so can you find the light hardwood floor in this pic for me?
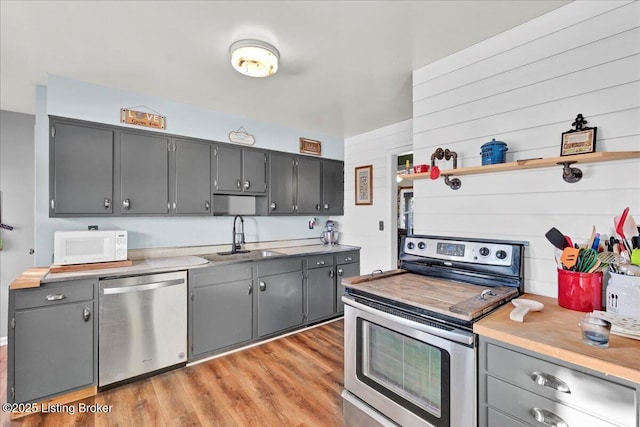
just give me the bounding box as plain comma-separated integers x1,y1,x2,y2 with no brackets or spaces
0,319,344,427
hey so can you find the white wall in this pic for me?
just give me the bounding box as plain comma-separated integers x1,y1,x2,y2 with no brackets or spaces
0,111,35,340
411,1,640,296
343,119,413,275
34,76,345,265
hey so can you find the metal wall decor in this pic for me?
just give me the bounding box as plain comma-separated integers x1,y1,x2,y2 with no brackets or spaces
431,147,461,190
561,113,597,156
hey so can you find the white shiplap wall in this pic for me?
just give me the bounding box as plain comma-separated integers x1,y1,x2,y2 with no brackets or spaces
342,120,413,275
412,1,640,296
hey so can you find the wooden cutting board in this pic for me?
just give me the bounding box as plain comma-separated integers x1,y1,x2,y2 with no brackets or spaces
343,272,518,321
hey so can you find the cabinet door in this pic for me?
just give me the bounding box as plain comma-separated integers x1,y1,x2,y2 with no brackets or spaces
307,266,335,322
191,280,253,357
120,132,170,214
174,139,211,215
336,261,360,313
268,153,295,214
242,149,267,194
50,122,114,215
296,157,321,214
213,145,243,193
13,301,94,403
322,160,344,215
257,271,303,337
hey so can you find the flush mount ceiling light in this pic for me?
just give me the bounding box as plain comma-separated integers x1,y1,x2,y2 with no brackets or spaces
230,39,279,78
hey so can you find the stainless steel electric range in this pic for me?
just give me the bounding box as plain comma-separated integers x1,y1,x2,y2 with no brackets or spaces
342,235,527,427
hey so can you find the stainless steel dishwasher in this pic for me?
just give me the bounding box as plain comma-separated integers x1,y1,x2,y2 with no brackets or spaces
99,271,187,387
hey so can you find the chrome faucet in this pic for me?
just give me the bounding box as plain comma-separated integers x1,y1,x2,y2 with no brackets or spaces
231,215,246,253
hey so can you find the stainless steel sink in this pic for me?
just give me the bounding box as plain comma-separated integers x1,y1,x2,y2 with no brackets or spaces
201,250,284,263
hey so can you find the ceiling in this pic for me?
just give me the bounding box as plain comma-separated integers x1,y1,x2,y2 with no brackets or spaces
0,1,570,139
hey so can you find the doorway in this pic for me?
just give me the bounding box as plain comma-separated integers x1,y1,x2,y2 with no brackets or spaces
396,153,413,266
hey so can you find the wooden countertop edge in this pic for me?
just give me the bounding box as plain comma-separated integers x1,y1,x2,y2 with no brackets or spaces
9,267,49,290
10,385,97,419
473,323,640,383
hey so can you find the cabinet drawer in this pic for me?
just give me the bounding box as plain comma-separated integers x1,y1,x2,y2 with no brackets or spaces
307,254,334,269
256,258,302,277
487,408,529,427
14,280,94,310
488,376,618,427
487,343,636,426
336,251,359,264
189,263,252,287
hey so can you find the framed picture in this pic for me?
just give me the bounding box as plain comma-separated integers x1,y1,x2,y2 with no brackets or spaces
355,165,373,205
561,127,597,156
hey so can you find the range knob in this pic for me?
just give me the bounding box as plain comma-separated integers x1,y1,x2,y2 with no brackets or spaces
496,250,508,260
417,242,426,250
407,242,415,250
479,247,490,257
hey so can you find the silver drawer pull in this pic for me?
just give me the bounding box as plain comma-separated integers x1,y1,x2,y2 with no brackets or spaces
530,371,571,394
83,307,91,322
259,281,266,292
530,408,568,427
123,198,131,210
345,257,353,262
316,260,325,265
104,198,111,209
45,294,66,301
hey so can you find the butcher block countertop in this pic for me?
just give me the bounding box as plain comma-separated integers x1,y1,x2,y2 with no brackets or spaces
474,294,640,384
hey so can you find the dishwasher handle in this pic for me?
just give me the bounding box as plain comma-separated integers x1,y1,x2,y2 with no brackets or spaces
102,278,185,295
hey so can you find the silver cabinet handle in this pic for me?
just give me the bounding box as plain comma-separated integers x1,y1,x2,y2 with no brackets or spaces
46,294,66,301
172,202,176,210
530,372,571,394
329,270,335,278
324,203,330,210
51,199,55,210
236,179,241,189
316,260,325,265
345,257,353,262
83,308,91,322
243,180,250,190
205,200,210,211
338,268,344,276
123,198,131,210
259,281,266,292
316,204,321,211
270,202,276,211
530,408,568,427
248,284,253,295
104,198,111,209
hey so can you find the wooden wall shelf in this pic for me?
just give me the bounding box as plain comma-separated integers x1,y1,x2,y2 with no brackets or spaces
402,151,640,184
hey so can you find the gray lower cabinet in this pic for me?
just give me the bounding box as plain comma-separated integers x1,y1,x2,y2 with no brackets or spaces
306,254,335,322
256,258,304,337
49,120,114,216
7,279,97,404
479,337,639,427
336,251,360,313
173,139,211,215
188,264,253,359
120,132,170,214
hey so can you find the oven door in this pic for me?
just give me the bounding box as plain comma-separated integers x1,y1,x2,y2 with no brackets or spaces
343,297,476,427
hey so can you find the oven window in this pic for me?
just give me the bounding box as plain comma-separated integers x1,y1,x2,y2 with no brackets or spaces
356,318,450,426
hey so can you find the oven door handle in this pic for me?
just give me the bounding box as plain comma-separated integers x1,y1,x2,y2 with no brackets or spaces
342,296,474,346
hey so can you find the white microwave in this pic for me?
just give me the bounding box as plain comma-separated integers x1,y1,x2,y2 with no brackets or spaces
54,230,128,266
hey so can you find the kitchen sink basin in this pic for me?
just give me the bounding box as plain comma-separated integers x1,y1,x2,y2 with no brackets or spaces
200,250,284,263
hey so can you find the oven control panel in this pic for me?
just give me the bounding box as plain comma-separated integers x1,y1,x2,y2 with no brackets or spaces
403,237,513,266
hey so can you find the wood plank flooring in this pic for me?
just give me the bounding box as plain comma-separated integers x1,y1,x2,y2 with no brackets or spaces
0,319,344,427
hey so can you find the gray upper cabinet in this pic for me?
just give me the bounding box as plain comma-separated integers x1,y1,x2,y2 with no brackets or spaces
321,160,344,215
296,157,322,214
173,139,211,215
120,132,170,215
213,145,267,195
49,121,114,216
268,153,296,214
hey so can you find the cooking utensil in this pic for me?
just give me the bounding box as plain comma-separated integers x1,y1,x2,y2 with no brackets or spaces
597,251,621,266
560,247,580,269
509,298,544,322
587,258,602,273
615,207,631,252
545,227,568,250
577,248,598,273
585,226,596,249
591,233,600,251
631,249,640,266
